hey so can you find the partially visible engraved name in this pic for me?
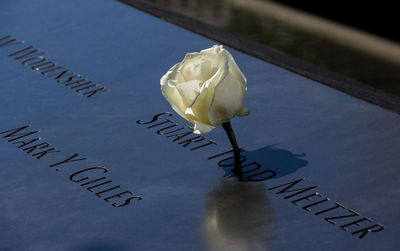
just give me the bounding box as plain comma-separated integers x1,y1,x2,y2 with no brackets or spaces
0,125,141,207
0,35,109,98
139,112,384,239
137,112,217,151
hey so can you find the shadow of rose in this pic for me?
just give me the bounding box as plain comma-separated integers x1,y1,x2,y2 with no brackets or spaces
203,178,274,251
218,145,308,181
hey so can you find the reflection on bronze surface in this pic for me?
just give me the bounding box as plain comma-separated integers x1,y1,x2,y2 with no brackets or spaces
147,0,400,96
203,179,274,251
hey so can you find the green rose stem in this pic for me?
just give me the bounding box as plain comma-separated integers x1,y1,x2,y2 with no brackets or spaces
222,121,244,181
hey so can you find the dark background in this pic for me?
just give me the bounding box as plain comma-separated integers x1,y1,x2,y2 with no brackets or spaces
274,0,398,42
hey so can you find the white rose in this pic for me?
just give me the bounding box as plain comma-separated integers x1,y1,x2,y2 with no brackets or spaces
160,45,250,134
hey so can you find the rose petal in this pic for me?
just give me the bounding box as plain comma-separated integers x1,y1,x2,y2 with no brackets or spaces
200,45,220,59
161,64,188,119
185,58,229,125
210,46,227,76
193,120,215,134
164,62,187,85
182,58,212,82
176,80,202,107
208,74,244,126
224,49,247,95
237,106,250,117
180,52,213,82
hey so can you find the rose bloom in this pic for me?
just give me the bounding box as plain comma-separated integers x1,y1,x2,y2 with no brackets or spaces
161,45,249,134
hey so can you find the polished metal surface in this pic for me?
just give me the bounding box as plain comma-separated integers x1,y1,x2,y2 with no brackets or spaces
0,0,399,250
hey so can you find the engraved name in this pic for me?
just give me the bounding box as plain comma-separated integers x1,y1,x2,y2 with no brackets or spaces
137,112,217,151
139,112,384,239
0,35,109,98
0,125,141,207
